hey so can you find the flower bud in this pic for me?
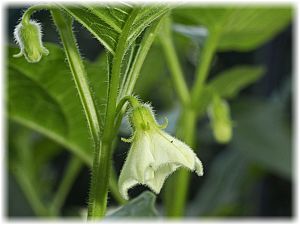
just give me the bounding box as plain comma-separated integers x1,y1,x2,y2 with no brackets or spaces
13,20,49,63
208,95,233,144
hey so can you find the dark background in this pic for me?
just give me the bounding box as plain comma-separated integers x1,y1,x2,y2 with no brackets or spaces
7,6,293,218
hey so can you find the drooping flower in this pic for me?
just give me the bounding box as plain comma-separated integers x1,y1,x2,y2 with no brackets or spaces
13,20,49,63
208,95,233,144
118,102,203,200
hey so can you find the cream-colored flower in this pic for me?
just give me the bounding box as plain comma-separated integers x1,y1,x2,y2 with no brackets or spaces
118,103,203,200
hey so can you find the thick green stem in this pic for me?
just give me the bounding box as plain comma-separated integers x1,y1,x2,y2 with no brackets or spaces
50,156,83,215
87,9,140,219
88,141,111,219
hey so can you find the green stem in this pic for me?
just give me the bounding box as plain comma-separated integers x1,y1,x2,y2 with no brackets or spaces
165,31,220,217
51,9,101,146
50,156,83,215
87,9,140,219
160,18,220,217
102,8,140,144
191,30,220,108
115,95,140,116
114,18,165,135
120,17,165,98
159,16,190,106
22,4,52,25
51,9,112,219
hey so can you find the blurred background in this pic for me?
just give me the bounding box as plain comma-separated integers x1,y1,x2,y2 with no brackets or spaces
7,6,293,218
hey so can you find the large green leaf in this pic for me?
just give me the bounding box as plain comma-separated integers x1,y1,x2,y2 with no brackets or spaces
107,191,158,217
7,43,108,164
62,4,169,54
173,6,292,51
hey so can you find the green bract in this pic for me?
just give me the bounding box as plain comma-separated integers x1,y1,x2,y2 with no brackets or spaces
119,103,203,200
14,20,49,63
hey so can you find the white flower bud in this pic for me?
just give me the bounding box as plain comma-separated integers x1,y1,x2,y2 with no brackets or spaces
13,20,49,63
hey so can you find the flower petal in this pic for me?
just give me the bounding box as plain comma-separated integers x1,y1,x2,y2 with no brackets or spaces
150,129,199,171
195,157,204,176
146,164,180,193
118,132,155,200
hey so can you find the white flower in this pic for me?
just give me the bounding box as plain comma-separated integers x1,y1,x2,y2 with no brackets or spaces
118,103,203,200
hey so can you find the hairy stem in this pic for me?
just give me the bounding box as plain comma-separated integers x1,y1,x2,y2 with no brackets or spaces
22,4,52,25
51,9,101,145
51,9,107,219
121,17,165,98
114,18,165,135
87,9,140,219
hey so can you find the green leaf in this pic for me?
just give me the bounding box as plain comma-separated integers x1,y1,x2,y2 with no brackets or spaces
208,66,265,98
62,4,169,54
173,6,292,51
107,191,158,217
62,5,169,106
232,98,291,179
7,43,108,164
